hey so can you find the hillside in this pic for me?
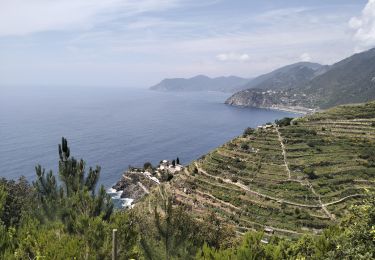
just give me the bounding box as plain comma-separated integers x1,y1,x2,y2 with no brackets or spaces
303,48,375,108
239,62,327,90
138,101,375,237
226,47,375,110
149,75,250,93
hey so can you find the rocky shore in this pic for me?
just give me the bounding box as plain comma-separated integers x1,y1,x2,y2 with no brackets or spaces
111,159,184,207
112,171,158,203
225,89,318,115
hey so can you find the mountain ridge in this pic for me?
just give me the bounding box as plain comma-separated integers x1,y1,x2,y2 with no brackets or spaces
150,75,250,93
226,47,375,109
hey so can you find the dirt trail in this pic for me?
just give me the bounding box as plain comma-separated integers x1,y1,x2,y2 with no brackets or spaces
275,126,335,220
275,126,291,179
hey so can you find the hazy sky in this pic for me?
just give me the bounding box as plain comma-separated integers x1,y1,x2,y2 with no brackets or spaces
0,0,374,87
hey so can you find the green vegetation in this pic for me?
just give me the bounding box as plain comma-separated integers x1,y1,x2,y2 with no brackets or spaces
170,101,375,235
275,117,294,127
0,138,138,259
1,101,374,258
243,127,255,137
198,193,375,259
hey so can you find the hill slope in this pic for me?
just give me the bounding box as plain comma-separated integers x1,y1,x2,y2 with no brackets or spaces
140,101,375,237
303,48,375,108
240,62,327,90
226,48,375,109
149,75,250,93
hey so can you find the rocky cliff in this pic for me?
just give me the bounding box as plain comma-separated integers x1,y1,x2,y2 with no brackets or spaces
112,171,158,203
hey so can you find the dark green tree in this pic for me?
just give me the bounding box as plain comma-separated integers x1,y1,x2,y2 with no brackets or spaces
0,177,35,228
33,137,113,229
144,162,153,171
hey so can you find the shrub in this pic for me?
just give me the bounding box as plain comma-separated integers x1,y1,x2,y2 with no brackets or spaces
241,143,249,150
275,117,293,127
231,176,238,183
243,127,254,137
143,162,153,170
359,147,375,167
304,167,318,179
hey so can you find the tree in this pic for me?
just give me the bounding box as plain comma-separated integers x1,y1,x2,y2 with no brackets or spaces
144,162,153,171
303,167,318,180
243,127,254,137
138,186,199,259
275,117,293,127
241,143,249,150
33,137,113,229
0,177,35,228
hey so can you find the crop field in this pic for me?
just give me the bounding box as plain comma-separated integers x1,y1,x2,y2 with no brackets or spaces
146,102,375,237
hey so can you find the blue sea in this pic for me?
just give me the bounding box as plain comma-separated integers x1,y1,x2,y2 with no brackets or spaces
0,86,298,203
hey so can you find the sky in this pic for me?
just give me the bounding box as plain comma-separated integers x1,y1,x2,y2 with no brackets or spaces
0,0,374,88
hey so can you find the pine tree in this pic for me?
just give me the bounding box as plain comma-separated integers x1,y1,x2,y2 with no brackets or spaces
33,137,113,226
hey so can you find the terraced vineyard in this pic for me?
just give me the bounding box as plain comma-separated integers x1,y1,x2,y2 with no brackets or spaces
144,102,375,238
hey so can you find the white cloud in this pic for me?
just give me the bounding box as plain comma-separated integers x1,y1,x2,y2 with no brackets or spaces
300,53,311,62
349,0,375,51
216,52,250,62
0,0,182,36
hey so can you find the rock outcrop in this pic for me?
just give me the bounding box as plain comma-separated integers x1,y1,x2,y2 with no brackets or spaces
113,171,158,203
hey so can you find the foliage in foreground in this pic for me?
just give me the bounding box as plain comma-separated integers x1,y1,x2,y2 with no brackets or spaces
197,192,375,260
0,138,374,259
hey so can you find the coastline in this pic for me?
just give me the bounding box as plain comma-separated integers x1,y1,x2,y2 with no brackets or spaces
227,103,318,115
266,105,319,115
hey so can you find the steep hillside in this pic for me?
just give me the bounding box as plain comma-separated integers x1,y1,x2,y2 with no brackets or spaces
149,75,250,93
139,101,375,237
226,48,375,110
303,48,375,108
240,62,326,90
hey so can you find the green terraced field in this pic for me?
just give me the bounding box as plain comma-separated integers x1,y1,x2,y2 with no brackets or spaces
145,101,375,238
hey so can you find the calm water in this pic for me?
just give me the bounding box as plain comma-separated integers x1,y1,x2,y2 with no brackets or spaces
0,86,298,189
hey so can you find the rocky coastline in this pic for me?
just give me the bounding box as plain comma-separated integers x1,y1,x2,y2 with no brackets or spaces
225,89,318,115
111,159,184,207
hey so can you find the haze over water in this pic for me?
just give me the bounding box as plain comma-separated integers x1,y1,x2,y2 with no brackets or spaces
0,86,298,188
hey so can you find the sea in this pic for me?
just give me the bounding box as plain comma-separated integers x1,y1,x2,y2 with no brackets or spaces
0,86,298,207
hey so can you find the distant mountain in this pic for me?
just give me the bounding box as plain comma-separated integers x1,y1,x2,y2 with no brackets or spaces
303,47,375,108
226,48,375,110
149,75,250,93
240,62,328,90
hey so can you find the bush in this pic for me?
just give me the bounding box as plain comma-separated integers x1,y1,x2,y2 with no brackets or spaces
359,147,375,167
275,117,293,127
243,127,255,137
143,162,153,170
304,167,318,179
241,143,249,150
231,176,238,183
